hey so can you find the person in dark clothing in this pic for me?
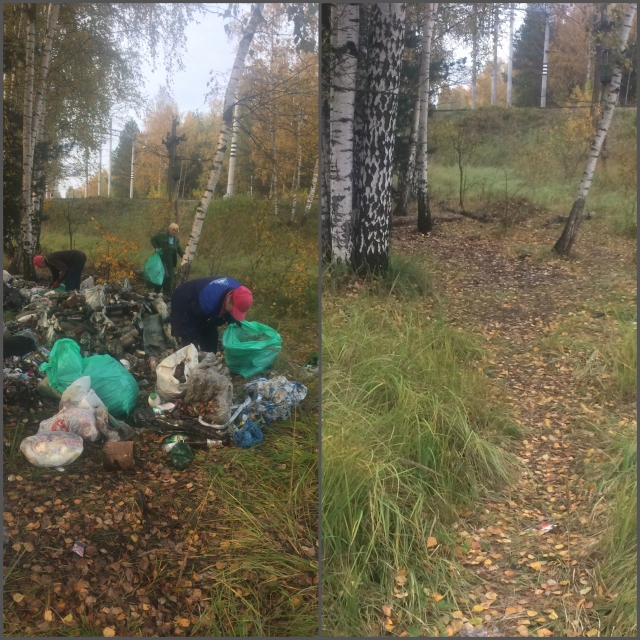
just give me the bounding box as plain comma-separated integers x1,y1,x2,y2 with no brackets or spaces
150,223,184,295
33,250,87,291
170,277,253,352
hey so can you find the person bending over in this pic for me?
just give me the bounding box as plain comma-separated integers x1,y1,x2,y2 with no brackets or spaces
33,250,87,291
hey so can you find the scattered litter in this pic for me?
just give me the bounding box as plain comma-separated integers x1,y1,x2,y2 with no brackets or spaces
232,418,263,448
243,376,307,422
20,433,83,468
103,440,135,471
185,352,233,424
537,522,557,534
170,442,194,470
71,540,86,557
79,276,94,290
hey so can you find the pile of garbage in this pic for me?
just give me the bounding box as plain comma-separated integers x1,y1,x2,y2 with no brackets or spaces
4,274,173,364
4,272,311,472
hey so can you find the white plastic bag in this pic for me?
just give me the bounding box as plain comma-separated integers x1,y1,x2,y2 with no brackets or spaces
59,376,105,411
38,407,100,442
155,343,198,401
20,433,83,468
84,286,105,311
80,276,95,290
243,376,308,422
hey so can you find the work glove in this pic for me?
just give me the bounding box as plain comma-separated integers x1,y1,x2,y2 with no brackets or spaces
51,281,60,289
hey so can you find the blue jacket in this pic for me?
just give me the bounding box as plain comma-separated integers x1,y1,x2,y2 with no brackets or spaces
170,277,241,345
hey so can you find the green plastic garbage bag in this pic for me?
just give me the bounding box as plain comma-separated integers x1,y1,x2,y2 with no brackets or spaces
81,355,139,417
144,249,165,289
39,339,139,417
222,321,282,378
39,339,83,391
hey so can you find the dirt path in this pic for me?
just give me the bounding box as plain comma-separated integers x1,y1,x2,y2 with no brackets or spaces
393,215,636,638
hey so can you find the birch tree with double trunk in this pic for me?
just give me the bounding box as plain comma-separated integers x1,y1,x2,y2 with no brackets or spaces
13,4,37,278
352,3,406,273
175,3,264,287
329,3,359,264
553,2,636,257
415,3,437,235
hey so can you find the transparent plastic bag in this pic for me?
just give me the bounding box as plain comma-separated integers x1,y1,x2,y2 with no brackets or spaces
38,407,100,442
21,433,83,468
59,376,105,411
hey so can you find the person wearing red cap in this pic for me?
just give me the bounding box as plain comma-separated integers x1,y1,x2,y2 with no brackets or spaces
170,277,253,352
32,249,87,291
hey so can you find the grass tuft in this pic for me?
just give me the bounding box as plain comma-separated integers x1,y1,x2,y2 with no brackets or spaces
322,286,517,636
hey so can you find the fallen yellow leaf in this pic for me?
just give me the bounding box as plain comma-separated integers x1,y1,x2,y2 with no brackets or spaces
44,609,53,621
432,593,445,602
130,534,138,543
527,610,539,617
529,562,542,571
103,629,116,638
517,625,530,637
472,604,485,612
586,630,598,637
63,613,74,624
505,607,518,615
385,619,395,632
382,604,392,617
537,629,553,637
548,610,558,620
12,593,24,603
452,611,463,619
427,536,438,548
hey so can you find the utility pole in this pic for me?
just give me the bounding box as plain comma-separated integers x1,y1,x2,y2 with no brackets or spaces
506,3,514,107
491,3,499,106
108,118,112,197
225,102,240,198
97,146,102,196
85,148,89,198
162,115,186,218
541,3,550,107
129,133,135,199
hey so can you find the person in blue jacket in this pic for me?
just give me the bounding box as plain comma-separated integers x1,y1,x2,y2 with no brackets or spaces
170,277,253,352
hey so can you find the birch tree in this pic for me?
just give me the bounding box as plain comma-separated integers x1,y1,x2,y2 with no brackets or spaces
554,2,636,256
290,108,303,220
491,3,500,106
303,158,318,222
416,4,438,234
14,4,37,278
506,3,514,106
175,3,264,286
352,3,406,273
393,5,428,218
329,3,359,264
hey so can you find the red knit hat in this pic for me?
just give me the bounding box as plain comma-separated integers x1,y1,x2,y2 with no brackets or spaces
33,255,46,269
231,286,253,321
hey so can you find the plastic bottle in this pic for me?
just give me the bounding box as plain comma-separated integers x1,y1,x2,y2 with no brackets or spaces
148,392,162,408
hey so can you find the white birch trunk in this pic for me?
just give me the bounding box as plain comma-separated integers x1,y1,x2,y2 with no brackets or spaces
506,3,514,107
541,3,550,108
491,3,499,106
416,4,437,234
353,3,406,272
394,4,427,217
303,158,318,221
17,3,37,275
554,2,636,255
290,109,303,221
329,3,359,263
269,109,278,216
30,3,59,159
176,3,264,286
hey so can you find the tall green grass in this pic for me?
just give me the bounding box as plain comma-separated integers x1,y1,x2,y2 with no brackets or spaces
322,272,517,635
593,432,637,637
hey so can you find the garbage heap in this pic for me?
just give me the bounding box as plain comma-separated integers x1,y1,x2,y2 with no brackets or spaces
3,274,174,367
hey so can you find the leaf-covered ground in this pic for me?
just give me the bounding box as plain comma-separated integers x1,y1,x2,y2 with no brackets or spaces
3,371,318,637
386,210,636,637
